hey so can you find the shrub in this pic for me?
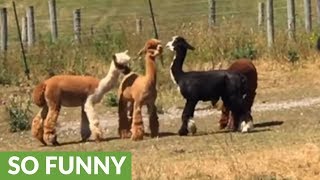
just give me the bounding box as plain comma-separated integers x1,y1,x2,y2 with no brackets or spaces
230,43,257,60
5,94,32,132
287,50,299,64
309,32,319,49
104,92,118,107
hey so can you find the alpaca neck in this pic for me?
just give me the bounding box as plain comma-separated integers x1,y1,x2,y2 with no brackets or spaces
170,47,187,84
145,55,157,85
92,62,120,102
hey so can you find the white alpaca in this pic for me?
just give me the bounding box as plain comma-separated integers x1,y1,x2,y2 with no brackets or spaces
31,50,131,146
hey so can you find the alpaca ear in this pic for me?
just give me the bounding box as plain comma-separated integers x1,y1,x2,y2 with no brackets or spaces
137,47,145,56
186,42,195,50
147,49,159,57
124,50,129,54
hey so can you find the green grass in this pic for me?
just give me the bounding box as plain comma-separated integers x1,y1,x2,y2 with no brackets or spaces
0,0,319,87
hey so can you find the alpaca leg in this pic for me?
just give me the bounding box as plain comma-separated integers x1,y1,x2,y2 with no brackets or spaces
147,103,159,138
131,101,144,141
179,100,197,136
43,105,60,146
118,97,131,139
31,105,48,145
227,111,235,130
128,102,133,131
239,111,254,133
245,91,256,123
84,100,102,142
81,106,91,141
219,105,230,129
230,111,242,132
236,91,256,132
246,91,256,112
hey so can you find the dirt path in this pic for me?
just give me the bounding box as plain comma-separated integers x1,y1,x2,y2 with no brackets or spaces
57,96,320,133
175,96,320,118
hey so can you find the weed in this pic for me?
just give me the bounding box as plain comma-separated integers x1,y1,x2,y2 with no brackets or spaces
309,32,319,49
104,92,118,107
5,94,32,132
287,50,299,64
0,69,13,85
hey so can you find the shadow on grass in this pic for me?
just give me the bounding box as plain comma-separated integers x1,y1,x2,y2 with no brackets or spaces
254,120,284,128
58,136,120,146
53,121,283,146
56,132,178,146
145,132,177,138
194,120,284,136
193,128,272,136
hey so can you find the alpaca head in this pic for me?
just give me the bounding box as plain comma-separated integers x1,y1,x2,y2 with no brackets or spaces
166,36,195,52
137,38,162,56
113,50,131,64
146,43,163,58
112,50,131,74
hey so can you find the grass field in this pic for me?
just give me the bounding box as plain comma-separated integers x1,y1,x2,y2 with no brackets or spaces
1,58,320,179
1,0,320,179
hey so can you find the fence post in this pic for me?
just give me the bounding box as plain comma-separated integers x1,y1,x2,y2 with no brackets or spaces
48,0,58,42
0,8,8,52
208,0,216,27
136,17,142,34
317,0,320,26
266,0,274,47
90,25,94,36
258,2,265,29
304,0,312,33
21,16,28,45
73,9,81,43
26,6,35,47
287,0,296,40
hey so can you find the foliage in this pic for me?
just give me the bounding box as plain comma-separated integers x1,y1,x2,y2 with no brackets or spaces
230,43,257,60
0,69,13,85
287,50,299,64
309,32,319,49
5,94,32,132
104,92,118,107
92,26,127,61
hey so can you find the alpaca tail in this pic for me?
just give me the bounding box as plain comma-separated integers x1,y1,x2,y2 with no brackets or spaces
33,82,46,107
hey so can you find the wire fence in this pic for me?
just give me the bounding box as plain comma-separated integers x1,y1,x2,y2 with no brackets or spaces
0,0,320,51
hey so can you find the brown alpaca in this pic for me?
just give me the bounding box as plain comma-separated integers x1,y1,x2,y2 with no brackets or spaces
117,39,162,141
218,59,258,132
31,50,131,146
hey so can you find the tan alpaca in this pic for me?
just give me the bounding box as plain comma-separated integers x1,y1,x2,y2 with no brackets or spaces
31,50,131,146
118,39,162,141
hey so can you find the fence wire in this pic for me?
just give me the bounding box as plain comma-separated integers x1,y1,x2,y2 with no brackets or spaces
0,0,318,46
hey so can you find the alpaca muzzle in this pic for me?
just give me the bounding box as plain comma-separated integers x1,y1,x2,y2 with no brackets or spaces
113,58,131,74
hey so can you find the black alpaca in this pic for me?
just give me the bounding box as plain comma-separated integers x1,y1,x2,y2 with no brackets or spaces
166,36,249,135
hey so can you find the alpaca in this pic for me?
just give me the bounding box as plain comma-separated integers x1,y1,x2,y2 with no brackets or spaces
219,59,258,132
31,50,131,146
166,36,249,135
117,39,162,141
